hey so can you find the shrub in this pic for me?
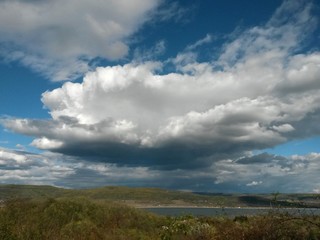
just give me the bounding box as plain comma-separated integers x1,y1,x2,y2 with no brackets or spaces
0,198,319,240
160,216,216,240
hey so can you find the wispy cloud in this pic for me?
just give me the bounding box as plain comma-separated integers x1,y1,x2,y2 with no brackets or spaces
186,34,212,51
246,181,263,187
133,40,166,62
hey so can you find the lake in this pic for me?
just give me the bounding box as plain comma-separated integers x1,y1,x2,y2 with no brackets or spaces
142,207,320,217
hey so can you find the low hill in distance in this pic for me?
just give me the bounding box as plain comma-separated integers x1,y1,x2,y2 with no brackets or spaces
0,184,319,208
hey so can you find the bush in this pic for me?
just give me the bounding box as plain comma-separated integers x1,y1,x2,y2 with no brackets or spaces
0,198,162,240
160,216,216,240
0,198,319,240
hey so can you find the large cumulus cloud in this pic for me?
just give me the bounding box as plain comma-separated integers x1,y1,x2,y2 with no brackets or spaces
0,0,161,81
2,0,320,171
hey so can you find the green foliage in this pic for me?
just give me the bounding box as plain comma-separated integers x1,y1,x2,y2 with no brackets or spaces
1,197,319,240
160,216,216,240
202,212,320,240
0,198,163,240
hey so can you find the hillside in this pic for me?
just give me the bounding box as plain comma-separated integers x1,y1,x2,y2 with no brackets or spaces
0,184,319,208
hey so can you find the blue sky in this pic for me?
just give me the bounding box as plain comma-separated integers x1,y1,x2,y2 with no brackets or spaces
0,0,319,193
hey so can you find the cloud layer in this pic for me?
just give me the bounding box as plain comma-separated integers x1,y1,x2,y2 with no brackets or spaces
0,147,319,192
3,0,320,168
0,148,74,185
1,0,320,191
0,0,160,80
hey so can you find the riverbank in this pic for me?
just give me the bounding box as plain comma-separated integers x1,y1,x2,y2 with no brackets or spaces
140,206,320,217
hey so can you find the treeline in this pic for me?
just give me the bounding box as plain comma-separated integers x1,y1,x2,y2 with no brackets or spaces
0,198,320,240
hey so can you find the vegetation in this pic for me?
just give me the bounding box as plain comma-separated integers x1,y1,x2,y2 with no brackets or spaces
0,197,320,240
1,184,319,208
0,198,164,239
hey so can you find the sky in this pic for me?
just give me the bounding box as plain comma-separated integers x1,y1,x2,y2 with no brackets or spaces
0,0,320,193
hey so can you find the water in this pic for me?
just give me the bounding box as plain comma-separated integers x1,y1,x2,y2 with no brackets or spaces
142,207,320,217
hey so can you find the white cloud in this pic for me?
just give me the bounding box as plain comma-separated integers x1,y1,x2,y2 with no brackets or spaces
211,151,320,192
218,0,317,68
277,53,320,94
32,137,64,150
271,124,295,133
186,34,212,51
246,181,263,187
0,149,27,163
0,148,76,186
0,0,160,81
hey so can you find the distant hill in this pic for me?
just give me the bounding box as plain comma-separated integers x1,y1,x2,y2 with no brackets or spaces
0,184,68,199
0,184,319,208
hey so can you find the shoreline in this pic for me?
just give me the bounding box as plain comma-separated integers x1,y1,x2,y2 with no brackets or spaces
134,205,320,210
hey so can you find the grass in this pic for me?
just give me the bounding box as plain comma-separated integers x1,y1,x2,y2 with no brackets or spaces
0,197,319,240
